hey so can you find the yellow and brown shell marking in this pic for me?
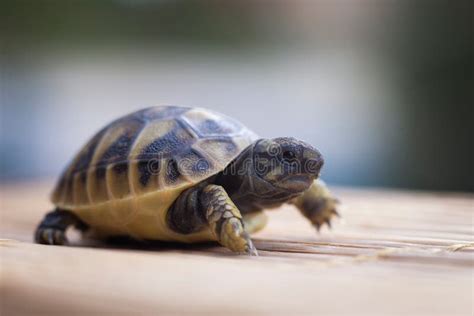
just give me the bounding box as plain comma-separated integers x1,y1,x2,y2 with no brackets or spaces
51,106,258,242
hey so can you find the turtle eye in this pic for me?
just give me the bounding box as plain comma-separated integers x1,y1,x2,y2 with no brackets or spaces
282,150,296,163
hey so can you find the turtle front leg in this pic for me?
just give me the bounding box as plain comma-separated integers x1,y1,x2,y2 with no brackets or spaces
200,185,258,256
291,179,340,231
35,208,87,245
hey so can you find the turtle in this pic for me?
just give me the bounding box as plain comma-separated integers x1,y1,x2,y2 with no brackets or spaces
35,105,339,255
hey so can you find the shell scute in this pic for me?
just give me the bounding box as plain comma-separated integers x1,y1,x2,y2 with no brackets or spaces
137,120,195,160
108,163,131,199
181,108,242,137
87,166,109,203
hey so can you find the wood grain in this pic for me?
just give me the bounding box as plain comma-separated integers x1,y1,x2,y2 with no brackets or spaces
1,181,473,315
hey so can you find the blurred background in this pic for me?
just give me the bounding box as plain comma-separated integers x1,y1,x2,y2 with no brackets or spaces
0,0,472,192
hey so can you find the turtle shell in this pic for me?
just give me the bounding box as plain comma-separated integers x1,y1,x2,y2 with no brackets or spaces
51,106,258,241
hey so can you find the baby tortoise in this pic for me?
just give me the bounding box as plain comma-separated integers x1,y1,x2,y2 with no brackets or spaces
35,106,339,255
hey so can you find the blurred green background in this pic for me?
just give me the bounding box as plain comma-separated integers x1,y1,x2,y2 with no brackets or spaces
1,0,472,191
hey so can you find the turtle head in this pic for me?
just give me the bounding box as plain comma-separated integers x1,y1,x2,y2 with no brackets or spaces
252,137,324,193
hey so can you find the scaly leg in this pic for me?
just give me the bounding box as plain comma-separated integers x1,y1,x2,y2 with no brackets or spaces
200,185,258,256
35,208,87,245
292,179,340,231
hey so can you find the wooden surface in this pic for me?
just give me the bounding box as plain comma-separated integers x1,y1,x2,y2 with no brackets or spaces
1,181,473,315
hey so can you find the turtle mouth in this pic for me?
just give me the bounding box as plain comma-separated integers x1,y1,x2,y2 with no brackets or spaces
276,174,314,192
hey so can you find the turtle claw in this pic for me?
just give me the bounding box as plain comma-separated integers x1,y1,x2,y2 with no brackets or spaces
35,228,68,245
245,239,259,256
314,218,332,232
310,200,340,233
315,223,321,232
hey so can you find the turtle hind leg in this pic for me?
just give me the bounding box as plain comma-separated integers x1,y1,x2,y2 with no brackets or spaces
200,185,258,256
35,208,87,245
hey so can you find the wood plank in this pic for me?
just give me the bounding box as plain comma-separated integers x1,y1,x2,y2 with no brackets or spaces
1,181,473,315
